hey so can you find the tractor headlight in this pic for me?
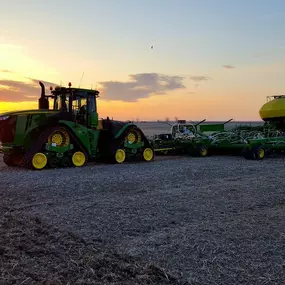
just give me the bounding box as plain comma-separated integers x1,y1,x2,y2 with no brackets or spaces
0,115,9,121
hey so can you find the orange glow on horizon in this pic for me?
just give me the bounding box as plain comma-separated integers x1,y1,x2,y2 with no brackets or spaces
0,92,263,122
0,43,268,122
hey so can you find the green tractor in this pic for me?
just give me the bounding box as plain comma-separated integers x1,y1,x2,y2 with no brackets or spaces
0,81,154,170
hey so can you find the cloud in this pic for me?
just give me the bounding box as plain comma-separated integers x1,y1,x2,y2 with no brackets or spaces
98,73,186,102
0,78,57,102
0,72,202,103
0,69,13,73
189,75,210,82
222,64,235,69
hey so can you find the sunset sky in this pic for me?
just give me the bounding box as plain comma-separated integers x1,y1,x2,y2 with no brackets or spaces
1,0,285,121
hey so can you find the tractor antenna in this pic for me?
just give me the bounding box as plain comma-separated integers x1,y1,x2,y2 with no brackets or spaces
79,72,85,88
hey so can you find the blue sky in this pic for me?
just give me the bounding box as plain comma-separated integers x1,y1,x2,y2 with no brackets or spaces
1,0,285,120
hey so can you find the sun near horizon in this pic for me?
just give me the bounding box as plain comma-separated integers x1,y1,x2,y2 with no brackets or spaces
1,0,285,122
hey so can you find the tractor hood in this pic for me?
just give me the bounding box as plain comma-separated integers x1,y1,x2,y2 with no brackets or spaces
0,109,61,145
0,109,59,118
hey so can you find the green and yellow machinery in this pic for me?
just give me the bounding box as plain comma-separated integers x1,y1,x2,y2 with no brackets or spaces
150,120,214,157
240,94,285,159
259,95,285,129
150,116,285,160
0,82,154,170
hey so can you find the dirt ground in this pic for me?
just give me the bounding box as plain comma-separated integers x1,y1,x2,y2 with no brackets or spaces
0,153,285,284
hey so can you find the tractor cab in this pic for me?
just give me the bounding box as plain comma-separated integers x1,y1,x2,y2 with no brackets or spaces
39,81,100,129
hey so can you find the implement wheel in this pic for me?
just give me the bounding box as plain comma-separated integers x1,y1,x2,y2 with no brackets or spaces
143,148,154,161
199,145,208,157
115,149,126,163
243,146,265,160
253,146,265,160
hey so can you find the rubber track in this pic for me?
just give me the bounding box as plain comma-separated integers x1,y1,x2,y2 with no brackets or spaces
23,125,88,169
3,153,14,167
114,126,151,162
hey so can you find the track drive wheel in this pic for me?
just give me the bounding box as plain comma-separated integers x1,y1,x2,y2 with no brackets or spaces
143,147,154,161
125,128,141,145
31,152,48,170
48,128,70,147
72,151,87,167
115,148,126,163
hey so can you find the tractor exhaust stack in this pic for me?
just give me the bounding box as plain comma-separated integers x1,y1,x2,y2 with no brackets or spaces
38,81,49,110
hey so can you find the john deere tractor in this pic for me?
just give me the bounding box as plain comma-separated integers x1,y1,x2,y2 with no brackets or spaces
0,81,154,170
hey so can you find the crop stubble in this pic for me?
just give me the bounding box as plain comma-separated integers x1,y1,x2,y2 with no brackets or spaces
0,153,285,284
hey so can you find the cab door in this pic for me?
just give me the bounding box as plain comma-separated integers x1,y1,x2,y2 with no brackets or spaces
87,94,99,129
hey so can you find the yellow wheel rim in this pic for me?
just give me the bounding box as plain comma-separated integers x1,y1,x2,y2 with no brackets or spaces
127,132,136,144
72,151,86,167
200,147,207,156
125,129,142,144
32,153,47,170
143,148,154,161
48,129,70,147
115,149,126,163
258,148,265,158
51,133,63,145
